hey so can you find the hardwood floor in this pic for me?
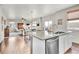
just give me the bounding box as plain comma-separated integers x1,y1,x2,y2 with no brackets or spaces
65,42,79,54
0,35,79,54
0,36,31,54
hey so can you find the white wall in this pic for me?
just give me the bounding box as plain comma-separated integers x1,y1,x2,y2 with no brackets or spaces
46,10,67,32
52,10,68,32
34,10,68,32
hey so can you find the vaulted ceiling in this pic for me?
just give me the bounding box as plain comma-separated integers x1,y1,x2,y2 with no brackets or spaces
0,4,76,20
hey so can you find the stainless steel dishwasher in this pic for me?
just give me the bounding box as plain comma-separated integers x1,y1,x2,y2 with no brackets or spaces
45,36,59,54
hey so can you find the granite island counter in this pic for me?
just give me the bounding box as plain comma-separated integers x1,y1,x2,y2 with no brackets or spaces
31,31,72,54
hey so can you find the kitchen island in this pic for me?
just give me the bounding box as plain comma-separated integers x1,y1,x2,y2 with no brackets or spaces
31,31,72,54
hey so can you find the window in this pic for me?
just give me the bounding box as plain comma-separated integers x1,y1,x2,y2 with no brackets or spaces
45,21,52,28
32,21,36,26
49,21,52,25
45,21,48,27
67,20,79,30
67,9,79,30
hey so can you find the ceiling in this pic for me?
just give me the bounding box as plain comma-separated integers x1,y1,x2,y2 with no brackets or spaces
0,4,76,20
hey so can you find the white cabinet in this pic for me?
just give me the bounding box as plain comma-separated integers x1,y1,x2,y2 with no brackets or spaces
59,33,72,54
59,36,64,54
32,37,45,54
64,33,72,52
32,36,59,54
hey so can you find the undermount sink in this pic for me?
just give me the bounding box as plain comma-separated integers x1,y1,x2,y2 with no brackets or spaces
54,31,65,34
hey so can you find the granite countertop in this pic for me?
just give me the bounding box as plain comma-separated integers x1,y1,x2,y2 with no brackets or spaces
31,31,72,40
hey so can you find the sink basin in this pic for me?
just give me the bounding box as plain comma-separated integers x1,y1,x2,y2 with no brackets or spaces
54,31,65,34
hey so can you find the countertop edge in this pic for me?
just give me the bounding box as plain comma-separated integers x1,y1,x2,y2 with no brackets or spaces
31,31,72,40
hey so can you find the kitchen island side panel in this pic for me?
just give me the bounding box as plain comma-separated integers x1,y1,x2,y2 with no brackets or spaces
32,37,45,54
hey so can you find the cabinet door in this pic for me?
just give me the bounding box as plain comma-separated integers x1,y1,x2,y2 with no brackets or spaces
59,34,72,54
64,35,68,52
32,37,45,54
68,34,72,48
59,36,65,54
64,34,72,52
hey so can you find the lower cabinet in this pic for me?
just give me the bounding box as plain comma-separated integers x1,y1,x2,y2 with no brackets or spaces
32,37,45,54
32,33,72,54
59,33,72,54
32,36,59,54
59,36,64,54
